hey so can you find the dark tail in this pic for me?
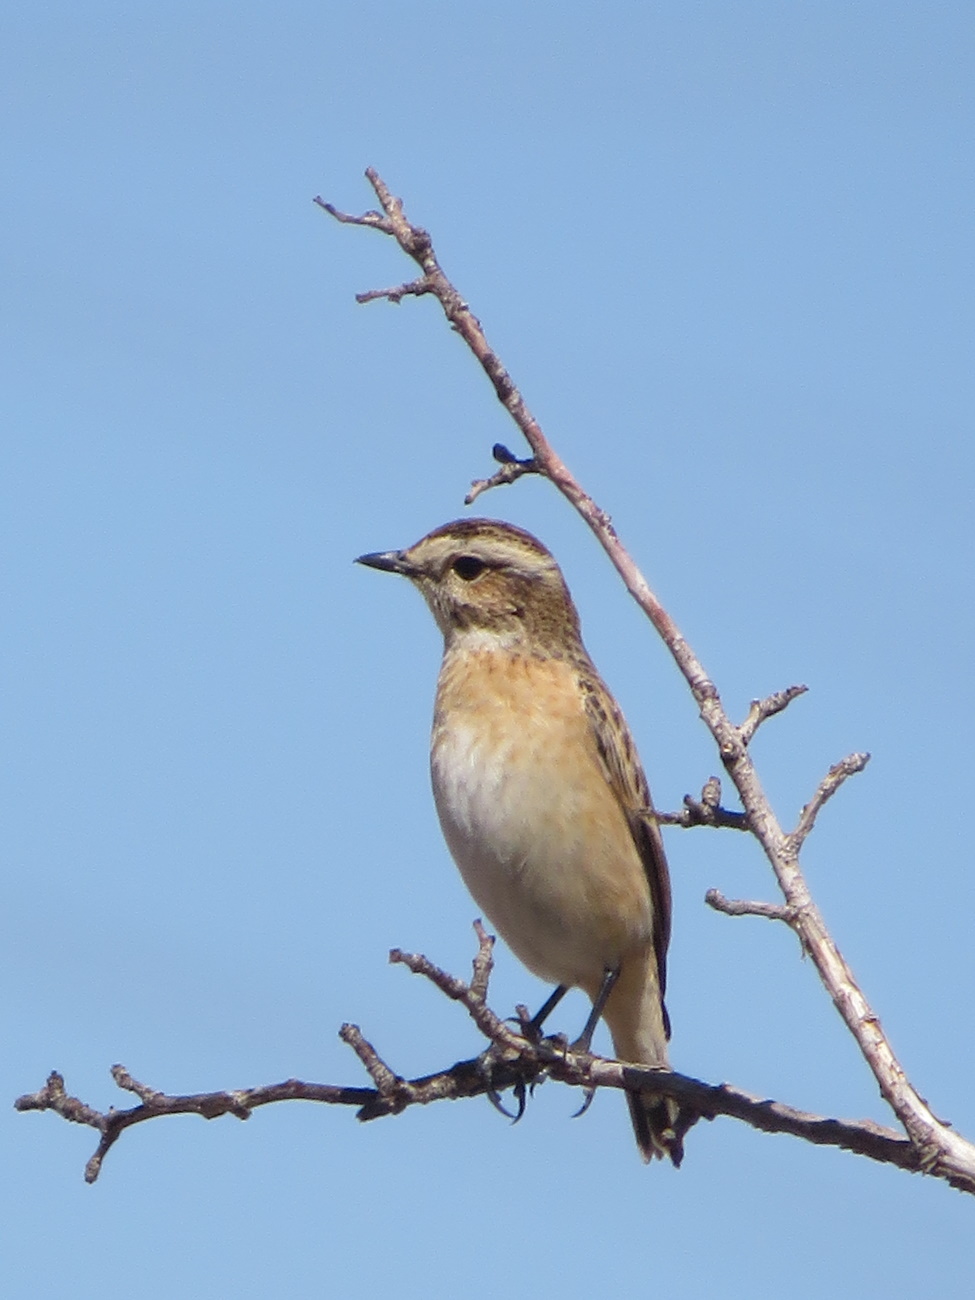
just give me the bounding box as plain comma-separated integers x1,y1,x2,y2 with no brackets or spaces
627,1090,686,1167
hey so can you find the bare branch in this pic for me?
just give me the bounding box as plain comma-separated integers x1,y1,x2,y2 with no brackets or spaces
338,1024,410,1103
657,804,749,831
657,777,749,831
20,1059,930,1184
468,918,495,1002
317,171,610,535
390,929,524,1053
739,685,809,746
316,170,975,1190
355,278,432,305
15,1067,373,1183
705,889,797,925
791,753,872,850
466,443,541,505
312,197,391,232
17,929,972,1191
16,1071,103,1128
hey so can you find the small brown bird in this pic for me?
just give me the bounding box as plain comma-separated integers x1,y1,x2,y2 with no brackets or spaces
357,518,680,1163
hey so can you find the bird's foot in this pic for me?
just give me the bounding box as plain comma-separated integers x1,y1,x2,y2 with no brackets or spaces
475,1044,531,1122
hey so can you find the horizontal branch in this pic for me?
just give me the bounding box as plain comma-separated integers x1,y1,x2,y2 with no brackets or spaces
705,889,797,925
465,442,541,504
356,278,432,305
656,776,749,831
15,1046,939,1189
14,1066,374,1184
14,932,972,1192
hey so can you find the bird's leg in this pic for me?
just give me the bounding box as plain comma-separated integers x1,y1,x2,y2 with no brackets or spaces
482,986,573,1120
572,966,620,1054
520,984,569,1039
566,966,620,1120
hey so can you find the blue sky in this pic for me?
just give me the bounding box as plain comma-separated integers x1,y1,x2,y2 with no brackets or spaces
4,3,974,1295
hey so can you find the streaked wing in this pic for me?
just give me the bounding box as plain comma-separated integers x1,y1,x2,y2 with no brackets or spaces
579,672,672,1024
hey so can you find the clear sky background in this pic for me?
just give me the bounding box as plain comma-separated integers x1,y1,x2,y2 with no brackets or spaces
4,4,974,1296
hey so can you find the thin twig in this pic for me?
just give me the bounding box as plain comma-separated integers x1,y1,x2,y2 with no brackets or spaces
338,1024,405,1099
791,753,871,850
469,918,495,1002
705,889,796,925
355,279,432,305
656,777,749,831
390,944,524,1053
466,443,541,504
657,804,749,830
313,199,390,232
739,685,809,746
317,171,590,529
16,926,965,1192
15,1069,372,1183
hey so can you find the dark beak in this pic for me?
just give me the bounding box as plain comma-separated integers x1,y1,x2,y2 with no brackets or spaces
355,549,416,577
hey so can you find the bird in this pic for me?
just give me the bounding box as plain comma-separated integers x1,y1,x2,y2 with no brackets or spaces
356,517,681,1164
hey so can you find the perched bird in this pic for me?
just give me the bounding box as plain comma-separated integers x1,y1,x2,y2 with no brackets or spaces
357,518,680,1164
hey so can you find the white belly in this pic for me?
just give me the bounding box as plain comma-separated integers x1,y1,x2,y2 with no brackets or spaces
430,708,652,990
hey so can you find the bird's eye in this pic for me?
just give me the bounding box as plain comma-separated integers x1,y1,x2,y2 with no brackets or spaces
452,555,487,581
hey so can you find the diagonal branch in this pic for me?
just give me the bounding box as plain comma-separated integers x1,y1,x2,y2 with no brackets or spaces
389,922,526,1052
315,171,614,539
790,752,871,850
317,169,975,1192
739,685,808,746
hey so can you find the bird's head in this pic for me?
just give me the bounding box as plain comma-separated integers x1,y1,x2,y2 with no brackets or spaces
356,518,582,654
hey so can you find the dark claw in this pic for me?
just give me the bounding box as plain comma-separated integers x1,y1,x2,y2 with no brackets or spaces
485,1084,516,1120
484,1076,526,1122
511,1079,527,1122
571,1086,597,1119
477,1047,529,1123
